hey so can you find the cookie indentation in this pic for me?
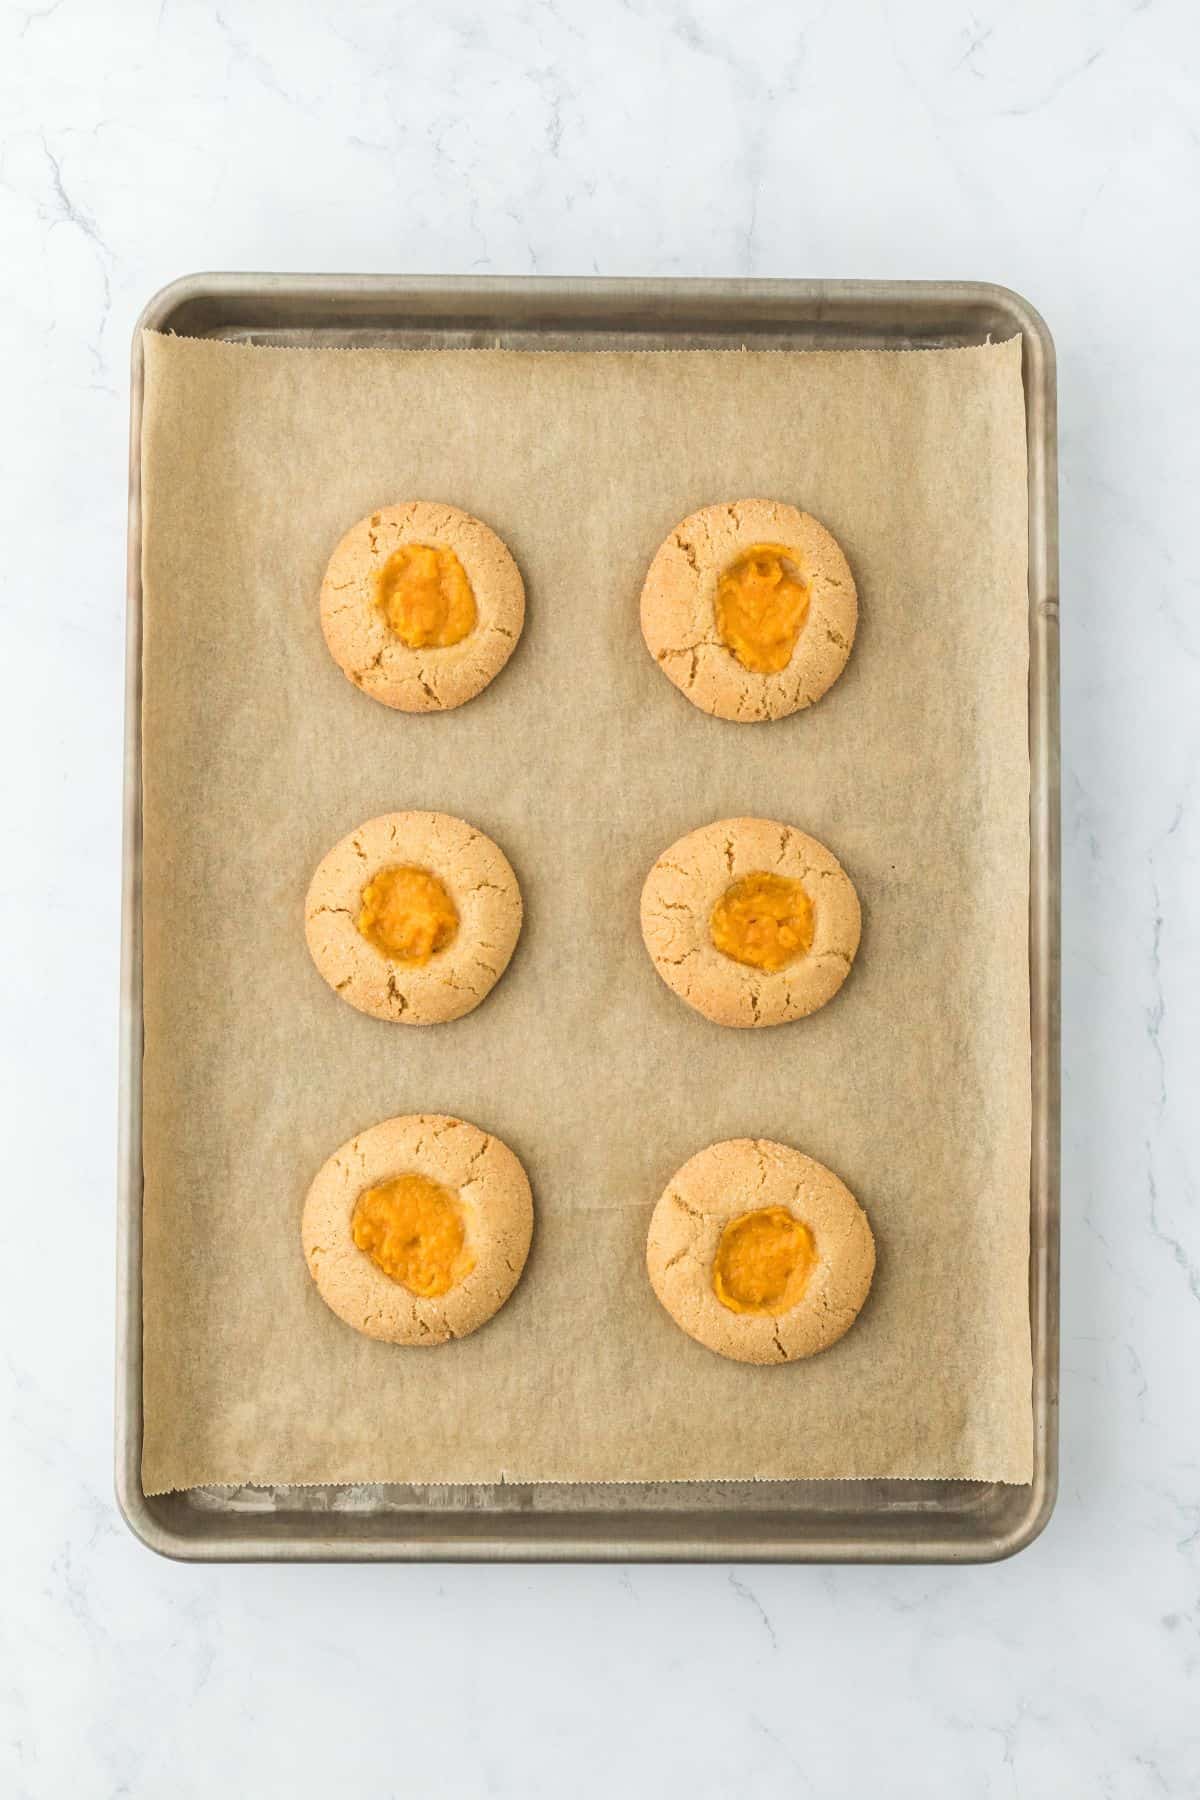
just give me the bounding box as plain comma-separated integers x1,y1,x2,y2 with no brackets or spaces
357,865,459,965
712,1206,815,1315
352,1173,475,1297
716,544,809,673
710,871,814,972
376,543,477,649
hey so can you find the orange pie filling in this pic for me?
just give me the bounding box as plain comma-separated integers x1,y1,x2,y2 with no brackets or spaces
352,1173,475,1298
715,543,810,674
712,1206,816,1315
710,871,814,972
375,543,477,648
357,865,459,964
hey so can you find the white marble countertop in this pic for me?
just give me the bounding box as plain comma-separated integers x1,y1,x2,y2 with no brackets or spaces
3,0,1198,1792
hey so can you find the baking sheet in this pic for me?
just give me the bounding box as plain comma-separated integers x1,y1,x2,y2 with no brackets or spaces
139,331,1033,1493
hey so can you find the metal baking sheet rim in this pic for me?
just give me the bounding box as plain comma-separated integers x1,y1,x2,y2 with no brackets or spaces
116,275,1060,1564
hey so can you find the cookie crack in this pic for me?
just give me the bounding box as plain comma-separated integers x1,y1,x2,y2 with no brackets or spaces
656,946,698,967
438,970,477,991
656,645,701,689
697,510,718,562
672,532,701,575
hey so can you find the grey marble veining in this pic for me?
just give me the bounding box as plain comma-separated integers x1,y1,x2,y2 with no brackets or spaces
1,0,1198,1793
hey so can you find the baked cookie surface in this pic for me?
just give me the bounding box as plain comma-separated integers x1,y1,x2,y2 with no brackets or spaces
640,816,860,1028
321,501,524,712
640,498,856,722
305,810,522,1025
646,1138,875,1364
303,1113,533,1345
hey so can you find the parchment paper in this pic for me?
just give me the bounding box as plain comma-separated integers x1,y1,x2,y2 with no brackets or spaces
140,331,1032,1492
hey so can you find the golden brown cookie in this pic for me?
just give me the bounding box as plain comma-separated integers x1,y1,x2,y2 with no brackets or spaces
320,501,524,711
640,816,860,1028
646,1138,875,1363
303,1113,534,1345
640,498,856,721
305,811,522,1025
